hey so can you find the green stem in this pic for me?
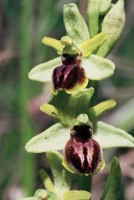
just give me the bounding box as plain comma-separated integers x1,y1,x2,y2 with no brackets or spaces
77,175,92,192
20,0,36,195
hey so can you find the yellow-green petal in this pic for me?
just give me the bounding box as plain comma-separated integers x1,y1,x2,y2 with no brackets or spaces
42,37,64,54
80,32,108,57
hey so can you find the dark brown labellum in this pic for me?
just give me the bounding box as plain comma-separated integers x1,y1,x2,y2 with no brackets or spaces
52,64,87,91
64,136,102,174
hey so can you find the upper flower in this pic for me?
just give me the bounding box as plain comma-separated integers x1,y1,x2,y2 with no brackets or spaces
28,33,115,94
52,53,88,94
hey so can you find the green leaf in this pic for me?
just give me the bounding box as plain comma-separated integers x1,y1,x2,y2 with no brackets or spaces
62,190,91,200
100,157,121,200
39,169,55,192
100,0,112,15
28,57,61,82
93,121,134,148
40,103,73,125
87,0,102,37
42,37,64,54
25,123,70,153
68,88,94,116
89,99,116,119
46,151,71,196
97,0,125,57
80,32,108,57
64,3,90,45
82,54,115,80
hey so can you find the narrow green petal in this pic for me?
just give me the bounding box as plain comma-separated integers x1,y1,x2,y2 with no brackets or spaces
64,3,90,45
28,57,61,82
42,37,64,54
82,54,115,80
80,32,108,57
62,190,91,200
40,103,73,125
94,121,134,148
39,169,55,192
25,123,70,153
89,99,116,118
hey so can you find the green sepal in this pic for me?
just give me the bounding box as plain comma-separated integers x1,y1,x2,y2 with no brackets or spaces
25,123,70,153
100,0,112,15
100,157,121,200
49,88,94,119
97,0,125,57
39,169,55,192
80,32,108,57
49,90,70,112
93,121,134,148
42,37,64,54
62,190,91,200
82,54,115,80
87,0,102,37
40,103,73,125
89,99,116,119
28,57,61,82
64,3,90,45
46,151,71,196
68,88,94,116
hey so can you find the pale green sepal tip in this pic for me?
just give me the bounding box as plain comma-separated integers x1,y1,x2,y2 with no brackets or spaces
82,54,115,80
25,123,70,153
94,121,134,148
28,57,61,82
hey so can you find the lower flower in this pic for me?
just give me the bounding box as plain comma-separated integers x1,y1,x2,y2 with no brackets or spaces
63,124,105,175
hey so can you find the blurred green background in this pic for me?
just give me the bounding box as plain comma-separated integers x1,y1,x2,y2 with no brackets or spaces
0,0,134,200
